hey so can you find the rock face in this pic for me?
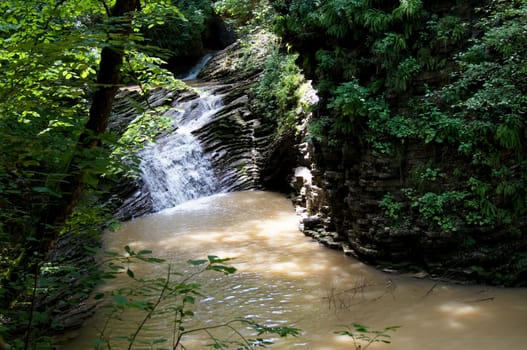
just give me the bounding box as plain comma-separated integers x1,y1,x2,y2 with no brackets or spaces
273,1,527,285
195,36,288,193
111,36,280,220
193,83,269,192
290,129,527,285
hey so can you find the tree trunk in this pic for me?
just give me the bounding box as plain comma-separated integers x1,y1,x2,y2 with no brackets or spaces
1,0,141,311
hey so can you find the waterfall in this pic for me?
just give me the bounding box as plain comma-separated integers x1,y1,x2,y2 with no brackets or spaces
139,90,223,211
180,54,213,81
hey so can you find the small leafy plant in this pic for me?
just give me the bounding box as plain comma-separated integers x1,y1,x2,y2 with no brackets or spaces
93,247,300,349
335,323,400,350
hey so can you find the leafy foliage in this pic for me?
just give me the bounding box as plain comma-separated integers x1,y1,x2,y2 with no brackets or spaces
0,0,191,347
94,249,301,349
270,0,527,280
335,323,400,350
143,0,211,58
272,0,433,94
405,0,527,233
214,0,273,30
0,0,181,243
252,35,310,138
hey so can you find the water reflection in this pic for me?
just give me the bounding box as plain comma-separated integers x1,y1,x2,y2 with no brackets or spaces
63,191,527,349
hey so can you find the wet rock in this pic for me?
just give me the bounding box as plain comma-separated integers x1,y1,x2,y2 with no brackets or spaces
111,32,283,218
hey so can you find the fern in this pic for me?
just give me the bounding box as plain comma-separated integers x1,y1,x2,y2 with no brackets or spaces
388,57,421,92
392,0,423,21
315,50,336,71
362,8,391,33
495,115,522,153
372,32,407,59
484,19,527,58
432,15,466,47
417,47,440,70
319,3,343,37
327,21,349,38
328,79,370,134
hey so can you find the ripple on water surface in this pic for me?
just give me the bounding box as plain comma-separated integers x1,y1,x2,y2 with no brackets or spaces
62,191,527,350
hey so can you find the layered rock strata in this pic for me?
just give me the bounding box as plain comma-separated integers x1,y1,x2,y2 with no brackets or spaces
111,38,277,220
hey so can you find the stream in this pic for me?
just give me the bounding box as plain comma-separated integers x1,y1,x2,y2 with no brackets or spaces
63,191,527,349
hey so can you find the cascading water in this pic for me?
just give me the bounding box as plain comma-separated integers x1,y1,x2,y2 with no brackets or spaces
139,89,223,211
180,54,213,81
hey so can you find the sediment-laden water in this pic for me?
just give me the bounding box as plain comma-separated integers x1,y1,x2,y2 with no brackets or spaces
63,191,527,349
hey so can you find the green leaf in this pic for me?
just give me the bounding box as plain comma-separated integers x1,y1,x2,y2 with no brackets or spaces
82,171,99,186
128,300,152,310
354,324,368,332
183,296,195,304
91,338,104,348
33,186,62,197
84,246,102,254
207,255,233,264
138,256,166,263
108,264,125,271
112,294,128,306
208,265,237,274
187,259,208,266
105,251,121,258
124,245,134,255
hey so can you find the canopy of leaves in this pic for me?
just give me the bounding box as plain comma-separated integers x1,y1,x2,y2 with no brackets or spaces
0,0,183,250
0,0,102,249
0,0,189,346
214,0,273,31
270,0,527,279
143,0,213,58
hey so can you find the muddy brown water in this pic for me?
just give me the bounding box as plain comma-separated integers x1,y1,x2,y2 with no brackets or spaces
63,191,527,349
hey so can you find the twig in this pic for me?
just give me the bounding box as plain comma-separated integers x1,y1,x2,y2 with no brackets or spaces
100,0,111,17
126,264,173,350
23,265,40,350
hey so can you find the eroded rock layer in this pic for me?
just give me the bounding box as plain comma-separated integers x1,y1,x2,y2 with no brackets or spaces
111,37,278,220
